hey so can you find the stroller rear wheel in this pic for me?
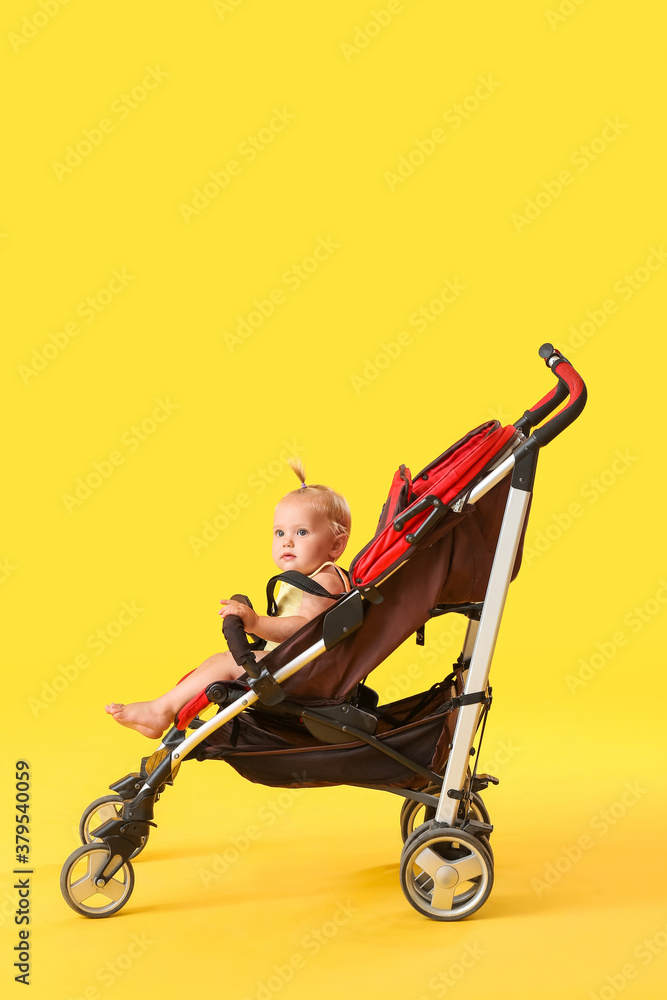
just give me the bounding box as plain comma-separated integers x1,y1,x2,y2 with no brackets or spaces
61,844,135,918
399,822,493,921
79,795,146,859
399,788,491,842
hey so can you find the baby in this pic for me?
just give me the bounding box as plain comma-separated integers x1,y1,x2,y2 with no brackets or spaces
105,461,351,738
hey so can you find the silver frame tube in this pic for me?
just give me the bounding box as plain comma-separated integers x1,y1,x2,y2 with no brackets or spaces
460,617,479,663
435,480,531,825
468,454,515,505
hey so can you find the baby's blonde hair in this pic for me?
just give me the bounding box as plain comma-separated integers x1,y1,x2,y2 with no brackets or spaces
284,459,351,542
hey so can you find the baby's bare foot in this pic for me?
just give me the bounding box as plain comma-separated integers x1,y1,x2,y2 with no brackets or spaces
105,701,172,739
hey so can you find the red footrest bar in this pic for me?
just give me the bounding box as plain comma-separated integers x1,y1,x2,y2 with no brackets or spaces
175,689,211,731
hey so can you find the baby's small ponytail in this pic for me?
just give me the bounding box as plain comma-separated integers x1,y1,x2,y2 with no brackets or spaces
288,458,307,489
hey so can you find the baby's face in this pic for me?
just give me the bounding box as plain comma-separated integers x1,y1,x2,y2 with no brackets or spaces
272,497,342,575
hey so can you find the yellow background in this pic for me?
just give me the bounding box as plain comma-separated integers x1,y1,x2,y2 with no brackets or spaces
2,1,666,997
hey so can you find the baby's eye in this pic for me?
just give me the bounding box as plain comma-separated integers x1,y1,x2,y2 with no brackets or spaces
297,528,308,536
274,529,284,537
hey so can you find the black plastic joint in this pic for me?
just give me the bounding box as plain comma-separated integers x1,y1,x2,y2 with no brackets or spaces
323,592,364,649
462,819,494,836
109,772,143,799
472,773,500,791
205,681,230,705
247,669,285,706
161,726,186,749
511,436,539,492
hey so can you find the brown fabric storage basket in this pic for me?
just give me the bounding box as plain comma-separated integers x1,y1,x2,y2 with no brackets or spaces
197,677,463,791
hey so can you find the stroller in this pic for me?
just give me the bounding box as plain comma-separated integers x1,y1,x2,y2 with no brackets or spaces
61,344,587,922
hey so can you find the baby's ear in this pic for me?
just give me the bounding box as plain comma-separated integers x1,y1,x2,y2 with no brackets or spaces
331,533,348,558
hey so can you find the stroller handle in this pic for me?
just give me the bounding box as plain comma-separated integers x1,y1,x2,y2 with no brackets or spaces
516,344,587,447
222,596,262,678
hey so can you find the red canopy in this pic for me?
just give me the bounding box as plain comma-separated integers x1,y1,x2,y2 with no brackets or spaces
350,421,517,587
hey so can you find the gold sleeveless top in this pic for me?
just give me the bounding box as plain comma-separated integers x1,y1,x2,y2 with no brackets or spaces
263,562,350,652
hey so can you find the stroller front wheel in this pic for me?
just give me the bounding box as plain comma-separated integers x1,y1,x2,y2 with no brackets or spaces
60,844,135,918
399,822,493,921
79,795,146,859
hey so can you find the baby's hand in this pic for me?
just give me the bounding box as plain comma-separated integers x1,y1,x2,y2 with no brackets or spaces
219,599,259,634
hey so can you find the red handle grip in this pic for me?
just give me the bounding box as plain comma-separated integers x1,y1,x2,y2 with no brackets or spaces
531,344,587,446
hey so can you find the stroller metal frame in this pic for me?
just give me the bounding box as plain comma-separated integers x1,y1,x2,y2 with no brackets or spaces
60,344,587,921
437,473,530,826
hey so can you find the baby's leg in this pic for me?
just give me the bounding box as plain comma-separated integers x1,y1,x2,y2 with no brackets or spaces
106,650,268,738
